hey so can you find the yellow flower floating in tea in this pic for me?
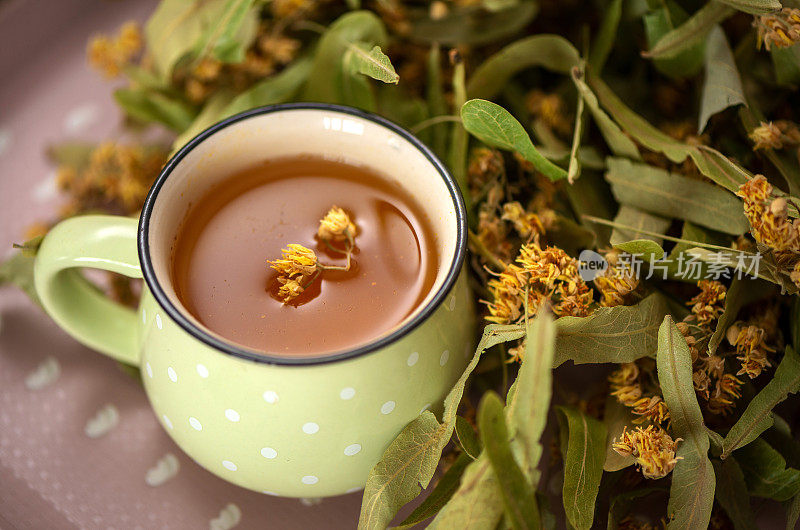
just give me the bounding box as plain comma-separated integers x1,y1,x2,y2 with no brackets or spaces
268,206,357,304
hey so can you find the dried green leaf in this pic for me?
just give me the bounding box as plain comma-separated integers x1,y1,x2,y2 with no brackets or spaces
609,206,671,247
657,316,715,530
507,313,557,483
688,146,752,194
786,493,800,530
394,453,472,529
793,297,800,354
605,157,749,235
225,55,312,116
456,416,482,460
358,324,524,530
0,250,40,306
410,2,539,47
145,0,254,78
698,26,746,132
449,59,471,219
589,76,751,192
687,247,795,292
568,83,585,183
479,392,540,529
172,90,235,152
771,45,800,86
707,427,724,457
349,44,399,84
722,347,800,459
555,406,606,530
715,0,782,15
114,87,197,132
713,458,758,530
589,0,623,74
461,99,568,181
467,34,581,100
643,2,733,60
665,222,731,282
613,239,665,261
603,395,636,472
571,68,641,160
590,75,692,162
428,454,504,529
643,0,706,78
763,415,800,469
554,293,670,367
303,11,388,106
738,438,800,501
426,44,448,159
194,0,258,64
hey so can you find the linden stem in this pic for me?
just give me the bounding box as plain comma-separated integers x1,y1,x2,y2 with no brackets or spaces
410,115,462,134
468,230,506,271
302,270,323,289
581,215,750,253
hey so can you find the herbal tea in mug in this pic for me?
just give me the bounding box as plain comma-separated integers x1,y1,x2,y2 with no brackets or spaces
33,105,474,496
171,155,439,356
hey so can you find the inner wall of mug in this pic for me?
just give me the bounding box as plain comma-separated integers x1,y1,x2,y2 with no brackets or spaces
147,108,459,354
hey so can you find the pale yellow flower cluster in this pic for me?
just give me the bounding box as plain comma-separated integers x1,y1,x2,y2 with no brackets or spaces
268,244,319,303
608,362,670,426
593,252,639,308
485,242,593,325
756,8,800,50
613,425,681,480
268,207,358,304
737,175,800,253
749,121,800,151
317,206,356,243
87,22,142,78
730,324,774,379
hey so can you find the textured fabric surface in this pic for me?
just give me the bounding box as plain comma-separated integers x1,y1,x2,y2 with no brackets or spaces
0,1,380,527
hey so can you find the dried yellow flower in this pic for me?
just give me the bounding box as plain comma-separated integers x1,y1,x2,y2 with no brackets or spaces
268,245,319,304
613,425,681,479
750,121,784,150
269,244,318,278
258,35,301,65
467,147,504,198
271,0,315,18
733,324,774,378
87,21,142,78
276,276,306,303
192,58,223,82
318,206,356,243
687,280,727,331
525,89,571,136
706,373,744,416
750,120,800,151
55,142,165,216
501,201,544,239
756,8,800,51
630,395,670,425
594,260,639,308
485,243,593,325
736,175,800,252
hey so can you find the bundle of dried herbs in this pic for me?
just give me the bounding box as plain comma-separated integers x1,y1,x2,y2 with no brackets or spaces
4,0,800,527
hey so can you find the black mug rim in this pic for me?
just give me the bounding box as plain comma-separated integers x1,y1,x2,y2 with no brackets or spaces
137,103,468,366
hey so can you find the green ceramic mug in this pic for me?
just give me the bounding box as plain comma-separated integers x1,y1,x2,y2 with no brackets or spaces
33,104,474,497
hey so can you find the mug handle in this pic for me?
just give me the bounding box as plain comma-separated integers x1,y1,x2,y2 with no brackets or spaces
34,215,142,366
